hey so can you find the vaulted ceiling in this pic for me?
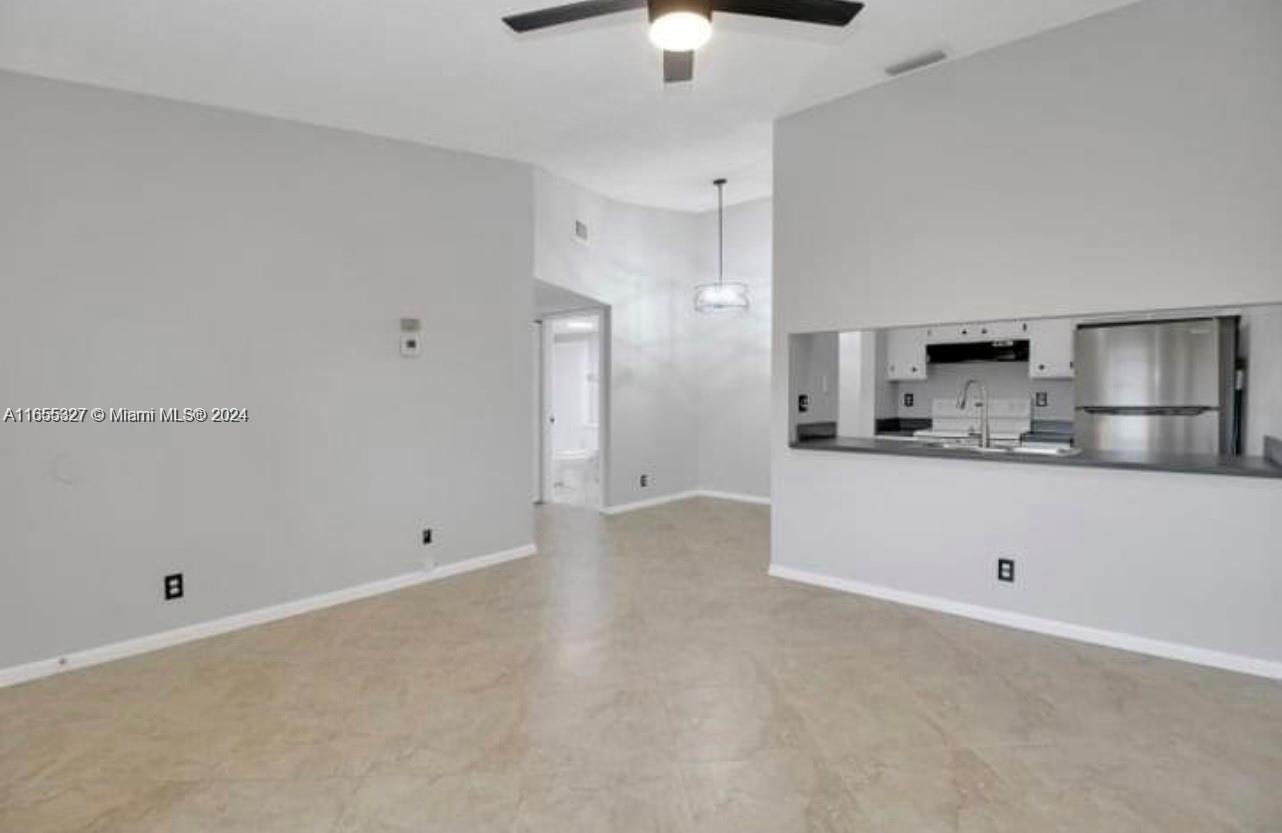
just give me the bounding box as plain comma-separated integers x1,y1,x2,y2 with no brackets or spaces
0,0,1141,210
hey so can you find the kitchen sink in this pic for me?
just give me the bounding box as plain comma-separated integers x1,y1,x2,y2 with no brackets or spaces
917,440,1081,457
1009,444,1082,457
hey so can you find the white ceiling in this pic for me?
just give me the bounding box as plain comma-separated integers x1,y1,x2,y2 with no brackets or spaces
0,0,1141,211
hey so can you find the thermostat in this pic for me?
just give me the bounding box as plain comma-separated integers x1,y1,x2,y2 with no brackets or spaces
400,318,422,357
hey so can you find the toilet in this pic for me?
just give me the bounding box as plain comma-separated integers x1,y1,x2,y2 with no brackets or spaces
553,447,599,491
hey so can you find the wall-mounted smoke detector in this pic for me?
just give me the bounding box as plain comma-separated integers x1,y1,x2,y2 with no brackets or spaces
886,50,948,77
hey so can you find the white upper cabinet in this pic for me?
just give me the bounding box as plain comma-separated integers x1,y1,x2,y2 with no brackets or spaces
1027,318,1076,379
883,317,1073,380
922,320,1031,343
886,327,927,380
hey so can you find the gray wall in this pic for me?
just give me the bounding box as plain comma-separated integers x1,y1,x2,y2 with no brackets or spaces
535,170,701,506
534,280,603,318
1241,306,1282,455
0,71,534,669
535,171,774,502
535,171,773,505
692,198,772,498
776,0,1281,332
772,0,1282,666
788,333,839,437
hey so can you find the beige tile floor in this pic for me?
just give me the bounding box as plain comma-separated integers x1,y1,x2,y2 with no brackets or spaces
2,498,1279,832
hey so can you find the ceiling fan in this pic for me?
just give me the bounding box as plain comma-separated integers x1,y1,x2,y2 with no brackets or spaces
502,0,865,84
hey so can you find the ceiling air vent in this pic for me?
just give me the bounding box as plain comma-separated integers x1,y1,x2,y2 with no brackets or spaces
574,220,589,244
886,50,948,77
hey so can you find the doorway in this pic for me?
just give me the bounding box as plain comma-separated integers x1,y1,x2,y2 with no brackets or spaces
533,280,609,509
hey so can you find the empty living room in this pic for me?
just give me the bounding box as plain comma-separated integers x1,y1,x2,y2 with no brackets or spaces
1,0,1279,830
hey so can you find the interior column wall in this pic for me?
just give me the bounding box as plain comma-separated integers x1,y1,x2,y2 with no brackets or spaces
772,0,1282,671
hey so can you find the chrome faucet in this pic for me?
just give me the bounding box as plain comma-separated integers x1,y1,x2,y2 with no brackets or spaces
956,379,991,448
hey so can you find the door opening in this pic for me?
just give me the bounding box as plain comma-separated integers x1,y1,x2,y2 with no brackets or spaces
538,308,606,508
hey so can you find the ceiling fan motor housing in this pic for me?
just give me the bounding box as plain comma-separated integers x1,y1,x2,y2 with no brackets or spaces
648,0,712,23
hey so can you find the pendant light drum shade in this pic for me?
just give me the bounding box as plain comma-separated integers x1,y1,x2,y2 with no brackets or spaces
694,178,749,313
693,281,750,311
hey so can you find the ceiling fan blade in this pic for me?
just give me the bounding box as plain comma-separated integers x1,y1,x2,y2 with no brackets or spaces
502,0,646,32
711,0,863,27
663,50,694,83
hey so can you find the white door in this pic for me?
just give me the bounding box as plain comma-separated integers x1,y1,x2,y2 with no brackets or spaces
531,321,543,503
541,320,557,503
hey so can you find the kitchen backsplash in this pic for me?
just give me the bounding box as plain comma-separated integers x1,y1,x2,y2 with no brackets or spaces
893,362,1074,422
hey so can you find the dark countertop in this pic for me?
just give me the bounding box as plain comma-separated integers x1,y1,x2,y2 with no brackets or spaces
875,429,1077,444
790,435,1282,480
873,418,1075,445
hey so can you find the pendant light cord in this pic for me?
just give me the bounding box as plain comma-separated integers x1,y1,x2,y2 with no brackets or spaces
714,178,726,287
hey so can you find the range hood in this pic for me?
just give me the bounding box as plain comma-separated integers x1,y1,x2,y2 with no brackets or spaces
927,339,1030,365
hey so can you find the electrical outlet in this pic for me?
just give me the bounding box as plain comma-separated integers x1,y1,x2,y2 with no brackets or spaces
904,393,915,408
997,558,1015,583
422,528,432,545
1034,391,1049,408
164,573,184,600
798,394,810,413
640,474,649,488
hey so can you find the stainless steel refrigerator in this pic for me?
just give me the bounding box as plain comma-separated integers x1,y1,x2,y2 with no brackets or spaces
1075,318,1239,455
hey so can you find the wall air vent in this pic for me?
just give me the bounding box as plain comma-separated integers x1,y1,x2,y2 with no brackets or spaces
886,50,948,77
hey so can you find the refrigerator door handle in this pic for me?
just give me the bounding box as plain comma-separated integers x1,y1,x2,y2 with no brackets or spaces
1079,406,1215,417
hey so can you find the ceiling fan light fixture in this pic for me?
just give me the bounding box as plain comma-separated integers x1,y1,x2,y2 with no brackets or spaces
648,10,711,51
504,0,864,84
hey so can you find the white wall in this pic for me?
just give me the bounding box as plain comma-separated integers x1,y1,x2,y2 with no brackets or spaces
772,0,1282,671
692,198,773,499
535,172,774,505
0,71,534,670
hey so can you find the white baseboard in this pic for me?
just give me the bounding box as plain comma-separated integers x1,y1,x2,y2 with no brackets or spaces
601,490,699,515
0,543,537,689
428,543,537,579
601,489,770,515
695,489,771,506
768,564,1282,681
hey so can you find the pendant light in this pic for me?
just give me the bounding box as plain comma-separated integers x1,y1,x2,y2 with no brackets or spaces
694,178,750,313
